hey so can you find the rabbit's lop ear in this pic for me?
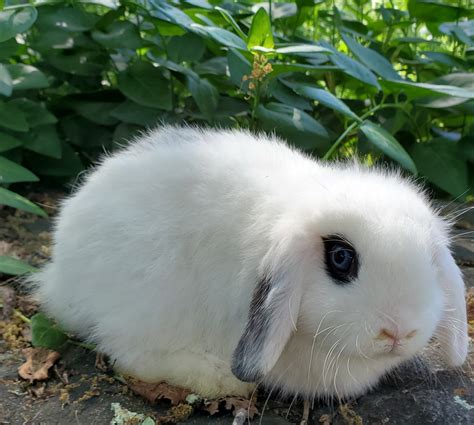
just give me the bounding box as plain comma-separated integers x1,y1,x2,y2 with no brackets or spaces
231,268,303,382
435,244,468,367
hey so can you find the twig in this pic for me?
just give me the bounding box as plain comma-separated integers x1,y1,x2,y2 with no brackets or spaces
300,399,310,425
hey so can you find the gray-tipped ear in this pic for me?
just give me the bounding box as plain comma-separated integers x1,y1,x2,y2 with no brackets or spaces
231,271,302,382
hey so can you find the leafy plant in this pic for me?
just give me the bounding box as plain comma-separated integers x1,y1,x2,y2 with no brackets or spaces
30,312,68,350
0,0,472,209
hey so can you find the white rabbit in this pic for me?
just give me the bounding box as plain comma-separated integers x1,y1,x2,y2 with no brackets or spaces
32,126,468,400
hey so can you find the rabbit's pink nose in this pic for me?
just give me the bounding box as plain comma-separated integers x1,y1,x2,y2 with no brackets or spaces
377,328,417,345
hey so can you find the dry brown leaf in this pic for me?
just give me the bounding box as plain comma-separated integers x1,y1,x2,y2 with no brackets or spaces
29,382,47,398
95,352,110,372
126,378,192,406
202,395,258,419
454,388,468,396
18,347,61,383
202,399,220,415
0,241,13,256
223,396,259,419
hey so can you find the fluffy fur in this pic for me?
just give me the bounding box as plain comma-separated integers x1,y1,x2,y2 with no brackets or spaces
32,126,468,400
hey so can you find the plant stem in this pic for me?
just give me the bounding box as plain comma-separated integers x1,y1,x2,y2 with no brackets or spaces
68,340,97,350
0,304,32,324
14,309,31,324
323,103,403,160
269,0,273,26
251,81,261,130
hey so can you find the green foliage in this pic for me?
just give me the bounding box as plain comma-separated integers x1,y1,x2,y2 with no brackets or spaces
31,313,68,350
0,254,38,275
0,0,472,209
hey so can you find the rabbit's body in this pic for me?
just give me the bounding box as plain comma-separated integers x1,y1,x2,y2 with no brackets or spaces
35,127,468,400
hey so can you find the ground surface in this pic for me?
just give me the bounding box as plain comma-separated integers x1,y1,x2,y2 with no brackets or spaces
0,194,473,425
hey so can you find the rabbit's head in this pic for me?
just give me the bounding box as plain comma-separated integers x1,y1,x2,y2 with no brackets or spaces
231,166,468,398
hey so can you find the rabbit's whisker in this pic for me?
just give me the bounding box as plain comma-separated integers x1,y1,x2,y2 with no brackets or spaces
332,341,349,402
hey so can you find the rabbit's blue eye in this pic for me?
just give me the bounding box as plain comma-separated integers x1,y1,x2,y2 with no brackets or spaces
323,236,358,284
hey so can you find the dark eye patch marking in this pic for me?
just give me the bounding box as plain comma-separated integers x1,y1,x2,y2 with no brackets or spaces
323,235,359,284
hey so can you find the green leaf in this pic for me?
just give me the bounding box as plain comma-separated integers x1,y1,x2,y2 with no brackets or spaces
191,24,247,50
0,63,12,96
392,36,441,45
0,133,23,152
110,101,162,126
439,22,474,46
415,74,474,108
0,255,38,276
422,51,467,69
417,96,468,109
70,101,119,126
36,5,99,32
0,101,28,132
186,73,219,120
408,0,472,23
0,38,19,61
195,57,228,76
0,6,37,43
0,187,46,217
274,45,332,55
214,97,248,117
268,80,311,111
32,141,84,177
79,0,119,9
150,1,195,27
117,61,172,110
330,51,380,89
5,64,49,90
215,6,247,41
227,49,251,89
23,125,62,158
113,122,143,145
168,32,206,63
341,34,401,81
434,72,474,90
410,139,468,196
61,116,111,148
47,51,107,76
31,313,68,350
288,83,360,121
248,7,274,50
256,103,329,150
9,99,57,127
0,155,38,183
30,29,72,51
381,79,474,99
359,121,417,174
270,63,336,78
91,20,142,49
251,3,297,20
184,0,212,8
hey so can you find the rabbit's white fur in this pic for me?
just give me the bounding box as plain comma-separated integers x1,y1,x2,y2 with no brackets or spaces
33,126,468,400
